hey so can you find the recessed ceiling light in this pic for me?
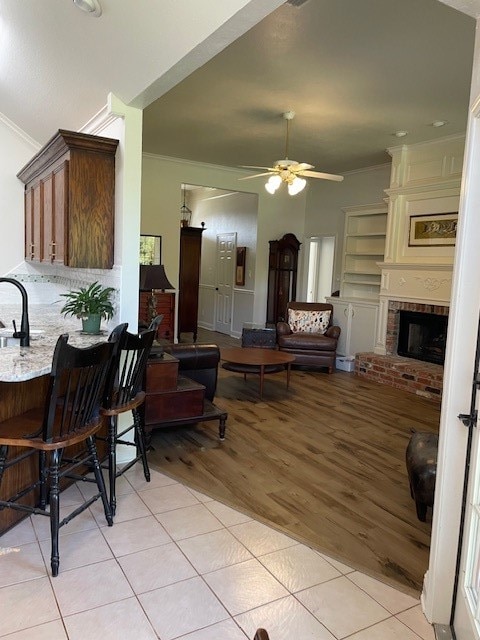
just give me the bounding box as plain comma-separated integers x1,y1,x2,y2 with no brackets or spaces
394,130,408,138
432,120,448,128
73,0,102,17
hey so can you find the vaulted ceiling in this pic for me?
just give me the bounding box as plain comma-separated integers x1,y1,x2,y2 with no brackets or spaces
143,0,476,175
0,0,478,178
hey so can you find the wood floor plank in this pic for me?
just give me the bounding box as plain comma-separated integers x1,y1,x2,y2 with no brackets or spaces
148,330,440,595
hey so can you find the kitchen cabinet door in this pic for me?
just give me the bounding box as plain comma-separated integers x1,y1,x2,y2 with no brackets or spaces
18,130,118,269
24,185,41,262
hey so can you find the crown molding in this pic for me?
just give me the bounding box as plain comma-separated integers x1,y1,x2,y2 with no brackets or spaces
142,152,250,175
0,111,40,151
387,132,466,156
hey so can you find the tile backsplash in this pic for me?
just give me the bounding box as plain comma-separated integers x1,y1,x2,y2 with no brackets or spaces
0,261,121,326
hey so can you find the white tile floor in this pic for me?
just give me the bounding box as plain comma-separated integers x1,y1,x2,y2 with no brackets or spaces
0,466,435,640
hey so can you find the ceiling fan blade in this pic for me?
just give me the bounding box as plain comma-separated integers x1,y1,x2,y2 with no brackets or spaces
240,165,276,171
294,162,314,171
238,172,275,181
201,192,238,202
300,169,344,182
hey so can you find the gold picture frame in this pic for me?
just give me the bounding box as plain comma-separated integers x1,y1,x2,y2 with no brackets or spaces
408,212,458,247
236,246,246,286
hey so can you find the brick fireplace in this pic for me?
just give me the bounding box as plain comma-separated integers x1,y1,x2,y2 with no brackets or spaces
385,300,449,357
346,135,461,401
355,300,448,401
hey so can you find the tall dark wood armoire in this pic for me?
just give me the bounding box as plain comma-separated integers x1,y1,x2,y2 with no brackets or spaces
266,233,301,324
178,226,204,341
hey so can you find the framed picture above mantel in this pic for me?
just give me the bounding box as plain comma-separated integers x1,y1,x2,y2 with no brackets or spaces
408,212,458,247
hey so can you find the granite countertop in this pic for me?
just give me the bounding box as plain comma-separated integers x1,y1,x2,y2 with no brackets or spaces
0,305,113,383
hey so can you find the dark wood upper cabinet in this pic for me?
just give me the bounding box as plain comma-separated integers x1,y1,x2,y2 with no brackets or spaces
178,226,204,341
266,233,301,324
17,129,119,269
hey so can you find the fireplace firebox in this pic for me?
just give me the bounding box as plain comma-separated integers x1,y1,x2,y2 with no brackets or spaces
397,310,448,365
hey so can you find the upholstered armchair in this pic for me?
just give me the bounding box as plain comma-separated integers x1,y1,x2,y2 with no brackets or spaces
276,302,341,373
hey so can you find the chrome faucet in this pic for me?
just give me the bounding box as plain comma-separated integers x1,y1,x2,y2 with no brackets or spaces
0,277,30,347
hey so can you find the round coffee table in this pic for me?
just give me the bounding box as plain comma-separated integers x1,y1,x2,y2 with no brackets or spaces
221,347,295,399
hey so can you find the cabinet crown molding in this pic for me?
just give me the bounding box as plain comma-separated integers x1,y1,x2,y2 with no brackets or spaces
17,129,119,185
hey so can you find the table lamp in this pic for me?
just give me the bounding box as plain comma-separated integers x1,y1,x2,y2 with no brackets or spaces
139,264,174,324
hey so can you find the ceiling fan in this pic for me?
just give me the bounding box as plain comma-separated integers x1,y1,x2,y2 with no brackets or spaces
239,111,343,195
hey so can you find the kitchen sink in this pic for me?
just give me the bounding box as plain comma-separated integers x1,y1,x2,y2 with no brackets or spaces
0,336,20,348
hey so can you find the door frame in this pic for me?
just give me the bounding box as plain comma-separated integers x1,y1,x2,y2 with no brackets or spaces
424,92,480,630
304,234,337,302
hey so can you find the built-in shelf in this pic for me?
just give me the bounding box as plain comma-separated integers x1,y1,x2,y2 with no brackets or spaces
341,203,388,301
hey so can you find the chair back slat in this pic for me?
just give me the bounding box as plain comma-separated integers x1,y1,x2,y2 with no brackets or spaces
43,334,115,443
104,328,155,411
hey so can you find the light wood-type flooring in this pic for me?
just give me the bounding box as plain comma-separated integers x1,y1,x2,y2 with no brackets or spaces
148,329,441,596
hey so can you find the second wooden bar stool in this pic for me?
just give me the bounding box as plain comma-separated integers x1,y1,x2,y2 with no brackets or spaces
101,325,155,514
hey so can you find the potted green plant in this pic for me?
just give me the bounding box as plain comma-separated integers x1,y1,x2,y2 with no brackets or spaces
60,281,115,334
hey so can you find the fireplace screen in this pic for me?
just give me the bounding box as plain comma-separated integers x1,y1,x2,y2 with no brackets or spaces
397,310,448,365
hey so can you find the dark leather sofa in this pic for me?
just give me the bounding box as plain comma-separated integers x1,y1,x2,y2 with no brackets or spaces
276,302,341,373
162,343,220,401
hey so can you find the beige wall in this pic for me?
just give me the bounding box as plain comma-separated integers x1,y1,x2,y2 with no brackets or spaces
141,154,306,327
0,116,40,276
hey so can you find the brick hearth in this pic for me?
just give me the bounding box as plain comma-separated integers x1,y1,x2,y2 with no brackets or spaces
355,352,443,401
353,300,447,401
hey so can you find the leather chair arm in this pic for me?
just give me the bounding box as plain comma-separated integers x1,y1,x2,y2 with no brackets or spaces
276,321,291,337
326,325,341,340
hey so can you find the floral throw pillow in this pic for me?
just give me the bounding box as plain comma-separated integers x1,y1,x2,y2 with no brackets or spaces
288,309,331,334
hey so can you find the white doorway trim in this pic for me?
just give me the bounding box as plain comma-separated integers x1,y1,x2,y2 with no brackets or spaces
305,235,336,302
424,95,480,628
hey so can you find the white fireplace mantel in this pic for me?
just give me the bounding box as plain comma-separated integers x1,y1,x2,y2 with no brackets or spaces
378,262,453,303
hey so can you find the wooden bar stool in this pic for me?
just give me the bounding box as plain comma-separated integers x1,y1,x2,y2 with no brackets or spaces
0,334,115,576
100,326,155,515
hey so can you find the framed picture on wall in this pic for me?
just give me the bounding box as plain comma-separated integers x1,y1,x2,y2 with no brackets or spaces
408,212,458,247
236,246,246,286
140,235,162,264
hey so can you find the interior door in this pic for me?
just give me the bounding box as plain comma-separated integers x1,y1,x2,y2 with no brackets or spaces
453,320,480,639
215,233,235,334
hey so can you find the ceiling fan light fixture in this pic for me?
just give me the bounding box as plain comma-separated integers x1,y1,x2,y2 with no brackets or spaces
288,177,306,196
242,111,343,189
73,0,102,17
265,174,282,194
269,174,282,188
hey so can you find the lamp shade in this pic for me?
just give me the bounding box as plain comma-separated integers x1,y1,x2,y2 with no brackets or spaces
139,265,174,291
